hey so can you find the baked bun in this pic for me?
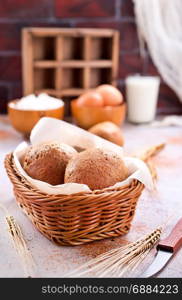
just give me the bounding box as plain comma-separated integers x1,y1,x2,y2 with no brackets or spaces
64,148,128,190
23,142,77,185
88,121,124,146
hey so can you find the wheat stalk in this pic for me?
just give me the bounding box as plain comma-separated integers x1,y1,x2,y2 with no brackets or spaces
146,160,158,180
0,203,36,277
134,143,166,181
66,227,162,278
138,143,166,162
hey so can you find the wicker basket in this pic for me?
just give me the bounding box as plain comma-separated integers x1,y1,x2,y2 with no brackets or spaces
5,154,144,246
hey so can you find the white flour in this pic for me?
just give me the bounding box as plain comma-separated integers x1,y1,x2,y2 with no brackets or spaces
9,93,64,110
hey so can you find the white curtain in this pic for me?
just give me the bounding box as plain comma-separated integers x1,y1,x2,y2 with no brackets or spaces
133,0,182,102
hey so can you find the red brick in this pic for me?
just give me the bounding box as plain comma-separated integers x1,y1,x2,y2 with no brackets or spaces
0,56,21,81
120,21,139,52
55,0,115,18
157,83,182,114
145,55,161,77
75,21,139,52
121,0,135,17
11,83,23,100
0,24,21,51
0,86,9,113
119,53,144,79
0,0,53,18
116,80,125,98
0,22,71,51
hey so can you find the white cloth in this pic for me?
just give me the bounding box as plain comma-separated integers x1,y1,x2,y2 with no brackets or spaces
133,0,182,102
151,115,182,127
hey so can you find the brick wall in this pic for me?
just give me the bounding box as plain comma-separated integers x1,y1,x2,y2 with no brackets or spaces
0,0,181,114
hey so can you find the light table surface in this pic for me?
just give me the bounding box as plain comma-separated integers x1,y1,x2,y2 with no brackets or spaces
0,116,182,278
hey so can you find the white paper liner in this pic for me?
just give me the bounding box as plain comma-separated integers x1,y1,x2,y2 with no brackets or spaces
30,117,124,156
12,117,153,195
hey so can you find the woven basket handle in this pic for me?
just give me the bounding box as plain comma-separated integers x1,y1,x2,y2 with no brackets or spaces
157,218,182,253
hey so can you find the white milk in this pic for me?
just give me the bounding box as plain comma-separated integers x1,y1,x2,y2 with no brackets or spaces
125,75,160,123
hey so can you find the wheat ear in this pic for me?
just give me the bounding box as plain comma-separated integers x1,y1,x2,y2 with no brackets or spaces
135,143,166,181
0,203,36,277
139,143,166,162
66,227,162,278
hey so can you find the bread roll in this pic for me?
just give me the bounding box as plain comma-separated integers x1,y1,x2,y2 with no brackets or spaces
88,121,124,146
23,142,77,185
64,148,128,190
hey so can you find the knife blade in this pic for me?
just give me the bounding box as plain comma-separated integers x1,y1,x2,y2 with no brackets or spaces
141,217,182,278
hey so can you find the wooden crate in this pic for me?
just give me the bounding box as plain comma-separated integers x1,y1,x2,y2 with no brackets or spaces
22,28,120,99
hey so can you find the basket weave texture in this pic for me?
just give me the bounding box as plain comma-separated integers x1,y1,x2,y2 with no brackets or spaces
5,154,144,246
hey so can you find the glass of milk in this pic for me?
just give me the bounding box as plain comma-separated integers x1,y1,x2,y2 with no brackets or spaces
125,75,160,123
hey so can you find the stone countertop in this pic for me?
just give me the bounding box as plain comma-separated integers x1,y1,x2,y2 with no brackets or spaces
0,115,182,278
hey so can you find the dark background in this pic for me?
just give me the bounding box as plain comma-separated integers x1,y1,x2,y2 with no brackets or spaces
0,0,181,114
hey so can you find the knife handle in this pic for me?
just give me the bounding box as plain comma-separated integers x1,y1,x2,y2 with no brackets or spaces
157,218,182,253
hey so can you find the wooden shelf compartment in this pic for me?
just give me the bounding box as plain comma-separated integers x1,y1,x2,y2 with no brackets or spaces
89,37,113,60
22,28,120,101
34,68,55,91
60,68,84,89
35,88,94,97
61,36,84,60
90,68,113,88
33,37,56,61
34,60,112,68
29,28,116,37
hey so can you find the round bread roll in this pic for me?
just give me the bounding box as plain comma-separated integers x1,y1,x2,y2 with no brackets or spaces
88,121,124,146
23,142,77,185
64,148,128,190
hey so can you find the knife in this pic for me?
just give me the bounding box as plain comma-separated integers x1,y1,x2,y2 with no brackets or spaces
141,218,182,277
